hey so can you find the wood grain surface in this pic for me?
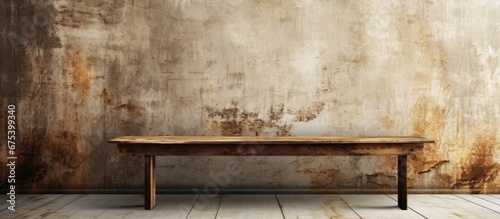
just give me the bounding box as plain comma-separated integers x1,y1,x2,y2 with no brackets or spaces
110,136,432,156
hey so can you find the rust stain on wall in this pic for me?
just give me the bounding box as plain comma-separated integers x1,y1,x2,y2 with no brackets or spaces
66,47,91,95
410,101,449,174
454,136,499,190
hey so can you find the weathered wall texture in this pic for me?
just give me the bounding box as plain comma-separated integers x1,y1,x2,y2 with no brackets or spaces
1,0,499,193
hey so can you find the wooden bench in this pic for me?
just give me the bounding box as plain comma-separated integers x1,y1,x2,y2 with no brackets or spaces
109,136,434,210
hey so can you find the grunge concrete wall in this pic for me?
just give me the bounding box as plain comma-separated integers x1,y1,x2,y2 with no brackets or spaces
1,0,499,193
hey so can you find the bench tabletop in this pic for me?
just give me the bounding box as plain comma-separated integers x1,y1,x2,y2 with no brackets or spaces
109,136,434,145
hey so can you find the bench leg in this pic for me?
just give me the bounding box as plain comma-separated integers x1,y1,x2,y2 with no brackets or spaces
398,155,407,210
145,155,156,210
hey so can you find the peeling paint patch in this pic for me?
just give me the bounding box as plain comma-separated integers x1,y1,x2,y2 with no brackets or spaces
206,103,291,136
289,102,325,122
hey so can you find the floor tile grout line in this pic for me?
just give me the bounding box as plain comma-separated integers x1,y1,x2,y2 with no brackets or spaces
454,195,500,214
487,195,500,200
214,194,223,219
337,194,363,219
274,194,286,219
184,194,200,219
474,195,500,206
40,194,87,219
385,194,428,219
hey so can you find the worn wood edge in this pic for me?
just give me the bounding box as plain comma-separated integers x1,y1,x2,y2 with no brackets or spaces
109,136,435,144
116,143,424,156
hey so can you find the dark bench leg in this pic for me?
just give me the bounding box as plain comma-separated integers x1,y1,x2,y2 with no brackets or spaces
145,155,156,210
398,155,407,210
